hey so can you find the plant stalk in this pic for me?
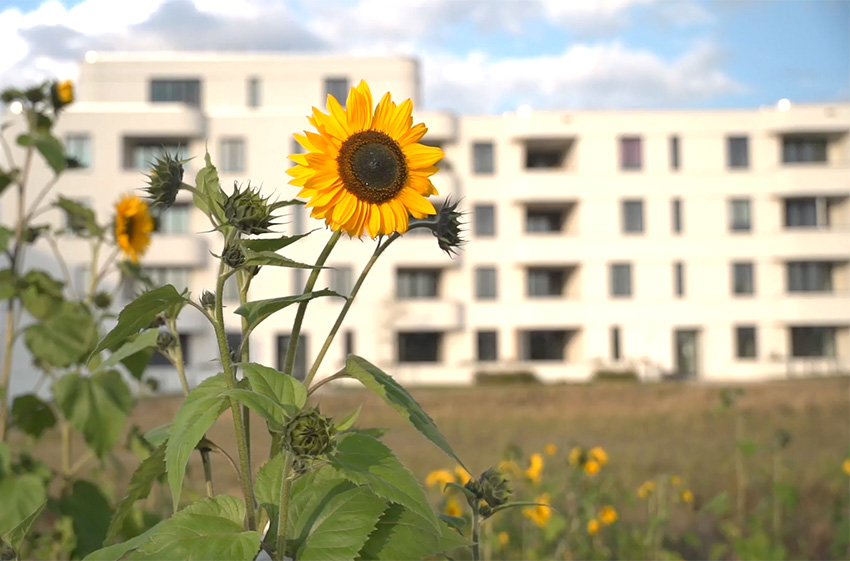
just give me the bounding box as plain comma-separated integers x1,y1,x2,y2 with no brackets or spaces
274,453,294,561
471,509,481,561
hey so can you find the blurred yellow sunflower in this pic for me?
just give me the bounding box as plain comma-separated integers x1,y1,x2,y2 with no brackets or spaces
544,443,557,456
444,498,462,517
526,453,544,483
568,446,582,466
584,459,601,477
843,458,850,475
425,469,454,489
588,446,608,466
114,195,153,263
598,505,618,525
288,80,442,238
454,465,471,485
587,519,600,536
681,489,694,504
522,493,551,527
497,531,509,547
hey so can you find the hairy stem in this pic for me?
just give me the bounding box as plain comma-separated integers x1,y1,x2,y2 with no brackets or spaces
471,509,481,561
274,453,294,561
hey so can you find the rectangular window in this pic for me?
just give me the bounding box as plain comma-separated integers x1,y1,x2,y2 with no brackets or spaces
527,268,565,297
783,136,827,164
610,263,632,298
125,141,188,171
220,138,245,172
784,197,820,228
790,326,836,358
521,330,568,361
727,135,749,169
525,148,564,169
330,266,353,297
276,334,307,380
325,77,349,105
150,334,190,367
619,136,642,170
671,197,683,234
472,142,495,174
154,202,190,234
610,326,621,361
732,262,755,295
674,261,685,298
787,261,833,293
396,269,439,298
65,134,91,168
474,267,497,300
398,332,441,363
476,330,498,361
525,209,563,233
621,199,645,234
728,198,752,232
669,135,680,170
247,76,261,108
735,326,757,359
473,204,496,237
150,79,201,106
343,330,354,358
144,267,191,291
222,275,240,302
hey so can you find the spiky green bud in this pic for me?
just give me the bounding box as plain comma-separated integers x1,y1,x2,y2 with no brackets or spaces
478,467,512,508
283,409,337,458
222,244,246,269
200,290,216,309
221,182,283,235
143,151,186,210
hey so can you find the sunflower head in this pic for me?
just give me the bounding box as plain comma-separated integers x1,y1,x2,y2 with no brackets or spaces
51,79,74,110
114,195,154,263
143,150,186,210
283,408,337,459
288,80,443,238
221,182,282,235
478,467,512,509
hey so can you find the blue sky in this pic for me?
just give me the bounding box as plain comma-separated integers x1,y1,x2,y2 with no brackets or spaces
0,0,847,113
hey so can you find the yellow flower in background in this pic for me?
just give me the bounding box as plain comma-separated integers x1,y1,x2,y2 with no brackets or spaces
522,493,551,527
671,475,682,486
598,505,618,525
425,469,454,489
497,531,510,547
544,443,557,456
588,446,608,467
526,453,544,483
637,480,656,499
587,519,600,536
454,465,471,485
681,489,694,504
55,79,74,104
288,80,442,238
843,458,850,475
584,459,601,477
498,459,521,478
444,498,462,517
114,195,153,263
568,446,582,466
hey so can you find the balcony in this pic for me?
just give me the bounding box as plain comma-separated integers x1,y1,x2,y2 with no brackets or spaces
75,102,206,138
771,165,850,195
773,293,850,324
509,173,580,202
390,299,464,331
414,110,457,142
144,234,209,268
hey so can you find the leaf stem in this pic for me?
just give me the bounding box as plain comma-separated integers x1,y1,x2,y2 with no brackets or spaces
274,453,294,561
201,447,215,498
305,369,347,397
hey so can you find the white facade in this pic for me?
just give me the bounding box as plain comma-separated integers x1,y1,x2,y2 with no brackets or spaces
2,53,849,393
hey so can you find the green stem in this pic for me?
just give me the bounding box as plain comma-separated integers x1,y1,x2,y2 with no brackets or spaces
168,318,191,399
275,453,294,561
214,248,256,531
201,448,215,498
304,233,399,389
735,409,746,531
237,269,251,464
283,230,342,379
471,509,481,561
305,369,347,397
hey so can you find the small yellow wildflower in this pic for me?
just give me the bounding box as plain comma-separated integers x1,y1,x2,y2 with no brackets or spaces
498,459,521,478
587,519,600,536
843,458,850,475
55,80,74,104
497,531,509,547
444,498,462,517
568,446,582,466
671,475,682,486
526,453,544,484
425,469,454,489
588,446,608,467
598,505,618,525
637,480,656,499
455,465,471,485
584,459,600,476
522,493,551,527
681,489,694,504
544,443,557,456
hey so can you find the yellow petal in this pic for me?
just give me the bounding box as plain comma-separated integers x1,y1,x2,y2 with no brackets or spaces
367,205,381,238
332,192,357,225
379,202,396,233
326,95,350,136
391,200,409,233
371,92,394,132
347,80,373,132
398,122,428,146
398,187,436,217
385,98,413,139
404,143,444,169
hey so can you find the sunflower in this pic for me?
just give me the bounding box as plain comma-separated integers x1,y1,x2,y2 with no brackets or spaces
287,80,442,238
114,195,153,263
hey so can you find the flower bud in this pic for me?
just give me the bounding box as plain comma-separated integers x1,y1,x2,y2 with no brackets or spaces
283,409,337,458
221,182,282,235
93,291,112,309
156,330,175,351
143,151,185,210
222,244,246,269
478,467,512,508
200,290,216,309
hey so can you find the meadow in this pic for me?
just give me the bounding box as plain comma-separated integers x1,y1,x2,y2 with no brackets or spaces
24,375,850,560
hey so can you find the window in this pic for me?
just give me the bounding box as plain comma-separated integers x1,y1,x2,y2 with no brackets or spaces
144,267,191,291
619,136,642,170
727,136,749,169
732,262,755,295
784,197,822,228
397,269,439,298
621,199,644,234
473,204,496,237
527,268,565,297
125,141,188,171
65,134,91,168
343,330,354,358
474,267,497,300
276,334,307,380
222,275,240,302
154,202,190,234
522,330,568,361
472,142,495,174
398,332,441,363
150,79,201,105
526,209,563,233
735,326,757,359
220,138,245,172
609,263,632,298
610,326,621,361
674,261,685,298
525,148,564,169
247,76,261,108
669,135,680,170
330,266,353,296
325,77,349,105
728,198,752,232
783,136,827,164
787,261,833,293
790,326,836,358
477,331,498,361
671,197,683,234
150,334,190,367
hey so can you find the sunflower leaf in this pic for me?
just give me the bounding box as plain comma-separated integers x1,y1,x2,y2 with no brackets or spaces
241,230,315,253
235,289,343,334
91,285,185,355
242,249,326,270
194,152,228,230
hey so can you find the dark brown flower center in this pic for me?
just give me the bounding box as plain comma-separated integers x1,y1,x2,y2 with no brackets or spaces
337,130,408,204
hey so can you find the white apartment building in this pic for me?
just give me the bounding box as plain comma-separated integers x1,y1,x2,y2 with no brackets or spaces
2,53,849,394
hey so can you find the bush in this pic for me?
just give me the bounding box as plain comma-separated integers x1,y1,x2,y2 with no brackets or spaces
592,369,639,383
475,371,541,385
